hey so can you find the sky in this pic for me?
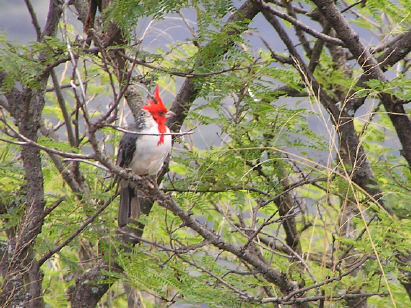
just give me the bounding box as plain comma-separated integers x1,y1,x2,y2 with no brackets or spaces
0,0,50,42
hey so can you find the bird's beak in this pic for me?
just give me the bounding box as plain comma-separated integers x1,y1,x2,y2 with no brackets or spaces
165,110,176,119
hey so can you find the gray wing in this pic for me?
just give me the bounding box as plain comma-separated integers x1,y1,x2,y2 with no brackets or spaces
117,133,137,168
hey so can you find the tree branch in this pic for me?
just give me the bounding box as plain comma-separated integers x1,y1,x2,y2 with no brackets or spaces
38,193,118,267
41,0,63,39
167,0,261,132
262,291,388,305
86,124,302,298
258,0,392,215
50,69,76,147
258,1,344,46
24,0,42,41
312,0,411,168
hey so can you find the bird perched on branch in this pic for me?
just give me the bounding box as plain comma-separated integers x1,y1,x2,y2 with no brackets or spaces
117,86,174,227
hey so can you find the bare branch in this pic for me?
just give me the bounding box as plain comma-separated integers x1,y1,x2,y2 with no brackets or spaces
282,256,372,301
258,1,345,46
257,1,340,120
24,0,41,41
62,158,109,171
42,197,66,217
167,0,261,132
262,291,388,305
377,29,411,70
119,51,265,77
259,0,392,215
265,0,308,14
41,0,63,39
312,0,411,168
50,69,76,147
341,0,366,14
106,124,194,136
284,0,312,55
0,130,93,161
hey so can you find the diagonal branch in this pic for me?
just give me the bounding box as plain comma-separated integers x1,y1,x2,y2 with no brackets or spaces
257,0,392,215
24,0,41,41
41,0,63,39
312,0,411,168
343,30,411,133
86,124,302,298
167,0,261,132
257,0,340,120
258,1,344,46
38,193,118,267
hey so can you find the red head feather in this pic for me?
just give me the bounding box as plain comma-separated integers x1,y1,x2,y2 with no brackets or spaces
143,86,168,145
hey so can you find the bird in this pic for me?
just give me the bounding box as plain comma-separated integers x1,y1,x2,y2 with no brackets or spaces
116,86,174,227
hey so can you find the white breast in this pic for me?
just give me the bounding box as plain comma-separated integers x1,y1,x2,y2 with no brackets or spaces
129,125,172,176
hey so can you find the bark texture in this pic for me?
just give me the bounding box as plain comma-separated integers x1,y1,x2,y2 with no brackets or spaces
0,1,62,306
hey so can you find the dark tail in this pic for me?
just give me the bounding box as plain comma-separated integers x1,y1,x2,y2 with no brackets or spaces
118,182,139,227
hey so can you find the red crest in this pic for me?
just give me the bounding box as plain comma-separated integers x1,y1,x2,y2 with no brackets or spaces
143,86,168,145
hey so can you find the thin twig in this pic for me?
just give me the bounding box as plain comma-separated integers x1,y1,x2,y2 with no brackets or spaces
62,158,109,171
163,186,270,196
257,0,345,46
51,69,76,147
38,193,118,267
261,291,388,304
177,254,254,300
283,255,372,301
46,79,90,92
0,127,93,161
341,0,365,14
265,0,308,14
106,124,194,136
24,0,41,41
245,31,293,64
42,197,66,217
119,52,262,77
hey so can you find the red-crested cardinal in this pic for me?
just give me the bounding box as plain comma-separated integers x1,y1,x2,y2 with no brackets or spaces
117,86,173,227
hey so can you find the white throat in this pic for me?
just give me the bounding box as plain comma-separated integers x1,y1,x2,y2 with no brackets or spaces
129,118,172,176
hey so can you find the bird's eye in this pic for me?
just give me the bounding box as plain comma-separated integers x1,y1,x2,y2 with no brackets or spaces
159,111,165,116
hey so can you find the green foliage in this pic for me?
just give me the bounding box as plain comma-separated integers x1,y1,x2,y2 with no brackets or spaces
0,143,25,229
0,37,43,91
0,35,66,91
119,248,244,307
362,76,411,101
107,0,191,36
359,0,410,28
